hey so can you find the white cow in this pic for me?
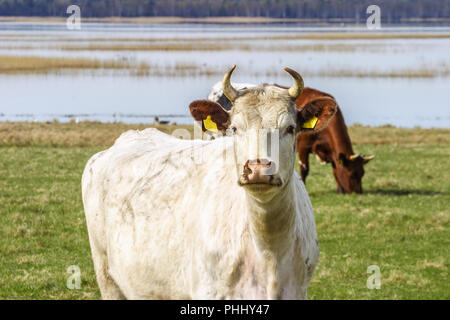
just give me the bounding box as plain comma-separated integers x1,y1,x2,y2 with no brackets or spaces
82,66,336,300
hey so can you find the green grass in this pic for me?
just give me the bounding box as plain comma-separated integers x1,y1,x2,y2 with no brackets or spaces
0,147,101,299
303,145,450,299
0,136,449,299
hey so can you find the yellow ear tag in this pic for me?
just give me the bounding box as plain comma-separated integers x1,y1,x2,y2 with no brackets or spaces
203,115,218,132
302,116,318,129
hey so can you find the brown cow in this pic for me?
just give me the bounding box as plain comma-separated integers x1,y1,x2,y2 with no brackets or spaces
207,82,374,194
296,88,374,194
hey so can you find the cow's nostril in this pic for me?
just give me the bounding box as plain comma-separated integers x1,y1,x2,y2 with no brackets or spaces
241,159,280,186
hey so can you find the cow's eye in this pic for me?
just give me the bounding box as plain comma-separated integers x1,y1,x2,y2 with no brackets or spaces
286,125,296,135
231,126,238,134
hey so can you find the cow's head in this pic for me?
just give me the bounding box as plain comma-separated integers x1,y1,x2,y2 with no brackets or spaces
190,65,336,197
334,153,375,194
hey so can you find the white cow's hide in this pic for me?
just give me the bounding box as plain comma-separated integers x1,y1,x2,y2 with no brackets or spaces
82,128,319,300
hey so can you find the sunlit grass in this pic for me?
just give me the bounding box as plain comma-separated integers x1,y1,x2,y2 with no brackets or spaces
0,55,449,78
0,55,132,75
0,56,218,77
301,143,450,300
0,122,194,147
0,122,449,147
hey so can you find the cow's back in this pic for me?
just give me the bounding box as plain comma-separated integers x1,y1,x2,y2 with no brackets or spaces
82,128,249,298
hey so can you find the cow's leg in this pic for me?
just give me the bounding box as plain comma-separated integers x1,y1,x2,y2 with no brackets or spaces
91,245,126,300
298,148,310,183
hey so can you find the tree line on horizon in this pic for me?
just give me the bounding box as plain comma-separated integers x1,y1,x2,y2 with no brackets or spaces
0,0,449,21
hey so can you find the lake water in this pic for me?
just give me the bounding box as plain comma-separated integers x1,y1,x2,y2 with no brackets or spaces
0,22,450,128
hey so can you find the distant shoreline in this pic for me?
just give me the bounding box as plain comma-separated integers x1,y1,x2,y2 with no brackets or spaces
1,16,450,24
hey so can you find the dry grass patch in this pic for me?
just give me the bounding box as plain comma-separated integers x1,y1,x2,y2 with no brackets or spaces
348,125,450,146
1,55,449,78
0,55,133,75
0,121,194,147
1,121,449,148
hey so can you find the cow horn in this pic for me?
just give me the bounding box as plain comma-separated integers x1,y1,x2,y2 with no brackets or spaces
222,65,238,103
363,155,375,163
349,154,360,160
284,67,304,99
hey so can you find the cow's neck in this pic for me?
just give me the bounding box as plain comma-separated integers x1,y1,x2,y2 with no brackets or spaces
245,181,296,250
244,176,297,298
329,108,354,158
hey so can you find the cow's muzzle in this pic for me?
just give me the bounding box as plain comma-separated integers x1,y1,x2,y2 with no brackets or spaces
239,159,282,187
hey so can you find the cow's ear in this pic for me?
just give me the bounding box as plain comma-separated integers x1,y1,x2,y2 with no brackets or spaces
189,100,230,134
297,99,337,132
338,153,348,165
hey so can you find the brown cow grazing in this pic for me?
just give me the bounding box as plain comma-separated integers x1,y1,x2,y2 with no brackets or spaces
207,83,374,194
296,88,374,194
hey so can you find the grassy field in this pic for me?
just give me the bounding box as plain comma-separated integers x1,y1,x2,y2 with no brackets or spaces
0,56,136,75
0,122,448,299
